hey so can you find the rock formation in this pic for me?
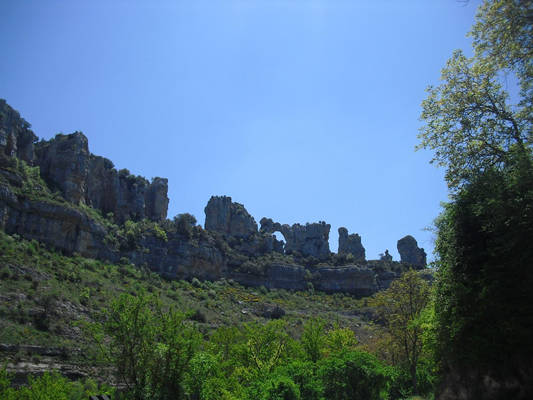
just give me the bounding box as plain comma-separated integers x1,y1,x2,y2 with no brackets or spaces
260,218,331,260
338,227,365,261
34,132,168,223
397,235,427,268
0,98,427,297
0,99,37,163
204,196,258,237
36,132,90,204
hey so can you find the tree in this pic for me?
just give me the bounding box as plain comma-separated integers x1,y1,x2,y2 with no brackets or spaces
419,1,533,397
317,350,388,400
433,160,533,379
417,0,532,189
300,318,326,363
470,0,533,113
369,270,431,393
95,292,201,400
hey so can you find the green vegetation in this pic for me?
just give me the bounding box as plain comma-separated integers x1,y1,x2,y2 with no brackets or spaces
0,369,113,400
3,1,530,398
418,0,533,395
369,271,433,395
0,229,435,399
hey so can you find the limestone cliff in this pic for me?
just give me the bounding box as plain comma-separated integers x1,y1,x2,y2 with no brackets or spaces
0,99,428,297
35,132,168,223
0,99,37,163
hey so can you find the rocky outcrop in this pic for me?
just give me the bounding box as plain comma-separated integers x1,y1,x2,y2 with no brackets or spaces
34,132,168,223
122,231,226,281
260,218,331,260
314,266,378,297
0,184,115,261
144,177,169,222
397,235,426,268
0,99,419,297
204,196,258,237
36,132,90,204
338,227,365,261
230,261,399,297
0,99,38,164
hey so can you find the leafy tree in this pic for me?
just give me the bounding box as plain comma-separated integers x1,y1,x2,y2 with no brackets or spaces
261,375,301,400
274,361,323,400
369,270,431,393
470,0,533,114
419,0,533,397
418,0,532,189
241,320,291,376
300,318,326,362
434,160,533,369
94,292,201,400
317,350,389,400
324,325,358,356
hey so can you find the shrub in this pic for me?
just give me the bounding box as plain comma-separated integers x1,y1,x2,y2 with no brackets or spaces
318,350,389,400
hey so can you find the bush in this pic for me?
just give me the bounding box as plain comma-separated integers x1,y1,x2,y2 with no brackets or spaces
318,350,389,400
262,375,301,400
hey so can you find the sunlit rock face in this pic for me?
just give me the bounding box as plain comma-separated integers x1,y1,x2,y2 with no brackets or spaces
260,217,331,260
204,195,258,238
338,227,366,261
397,235,426,268
0,99,37,163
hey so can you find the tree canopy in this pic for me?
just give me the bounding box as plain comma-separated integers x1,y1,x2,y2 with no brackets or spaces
419,1,533,397
418,0,532,189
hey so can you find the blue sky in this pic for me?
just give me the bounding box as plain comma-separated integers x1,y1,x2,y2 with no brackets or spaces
0,0,482,260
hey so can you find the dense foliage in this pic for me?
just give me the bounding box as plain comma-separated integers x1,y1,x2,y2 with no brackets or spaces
434,156,533,366
419,0,533,397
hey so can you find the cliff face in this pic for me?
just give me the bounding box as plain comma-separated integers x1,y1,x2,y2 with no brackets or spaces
35,132,168,223
0,99,427,296
0,99,38,163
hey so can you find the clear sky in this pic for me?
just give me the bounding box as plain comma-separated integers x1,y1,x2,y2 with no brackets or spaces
0,0,483,261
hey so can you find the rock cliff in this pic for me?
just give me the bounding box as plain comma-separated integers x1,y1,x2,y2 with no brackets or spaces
0,99,429,297
0,99,37,163
35,132,168,223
